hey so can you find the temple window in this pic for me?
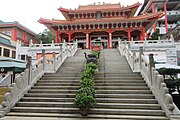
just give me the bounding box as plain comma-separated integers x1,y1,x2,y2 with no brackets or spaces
18,31,23,39
96,11,101,20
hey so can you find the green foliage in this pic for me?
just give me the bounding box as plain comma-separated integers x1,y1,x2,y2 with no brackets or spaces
157,67,180,94
75,92,96,108
79,78,95,88
75,58,98,113
92,51,100,59
77,87,96,97
148,28,161,40
157,68,180,80
86,62,98,70
36,29,55,44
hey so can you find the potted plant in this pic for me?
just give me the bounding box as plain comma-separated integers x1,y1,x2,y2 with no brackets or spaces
75,87,96,116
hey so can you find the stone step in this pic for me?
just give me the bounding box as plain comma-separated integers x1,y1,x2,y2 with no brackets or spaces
96,73,141,77
94,77,144,80
16,102,161,110
6,112,169,120
10,107,165,116
40,77,81,80
25,93,154,99
28,89,152,94
37,80,145,84
31,86,149,90
38,79,146,84
21,97,158,104
35,83,147,87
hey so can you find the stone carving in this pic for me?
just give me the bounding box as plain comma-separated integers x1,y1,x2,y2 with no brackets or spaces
15,77,24,89
1,92,13,107
165,94,175,111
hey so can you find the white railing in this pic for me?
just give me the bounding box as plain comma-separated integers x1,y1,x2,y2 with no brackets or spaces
118,41,180,119
0,73,13,86
0,41,78,117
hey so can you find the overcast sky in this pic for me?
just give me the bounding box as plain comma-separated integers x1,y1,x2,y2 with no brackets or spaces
0,0,144,34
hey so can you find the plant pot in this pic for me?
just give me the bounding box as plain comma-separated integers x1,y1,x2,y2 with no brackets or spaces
79,107,89,116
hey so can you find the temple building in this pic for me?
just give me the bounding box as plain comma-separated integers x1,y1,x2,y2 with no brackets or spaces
0,20,36,46
139,0,180,35
39,2,163,49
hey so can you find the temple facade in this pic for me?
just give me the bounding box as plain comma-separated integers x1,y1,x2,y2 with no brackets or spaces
39,2,163,49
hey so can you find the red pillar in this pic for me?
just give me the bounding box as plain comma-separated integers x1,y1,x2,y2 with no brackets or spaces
55,31,59,43
128,27,131,41
59,34,63,43
23,32,27,44
86,33,90,49
141,27,145,40
152,2,156,32
11,28,17,41
108,32,112,48
68,32,71,43
164,2,168,33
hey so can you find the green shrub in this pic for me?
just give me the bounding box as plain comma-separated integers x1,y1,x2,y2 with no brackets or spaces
78,87,96,97
75,92,96,108
79,78,95,88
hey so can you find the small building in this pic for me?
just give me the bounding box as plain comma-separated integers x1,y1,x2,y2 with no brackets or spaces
39,2,163,49
0,33,16,58
0,20,36,46
138,0,180,35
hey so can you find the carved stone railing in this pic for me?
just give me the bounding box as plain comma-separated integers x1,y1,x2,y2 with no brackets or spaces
118,41,180,120
0,42,78,117
0,73,13,86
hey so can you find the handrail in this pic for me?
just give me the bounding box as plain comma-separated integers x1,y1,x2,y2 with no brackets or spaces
0,73,12,86
0,41,78,117
118,41,180,119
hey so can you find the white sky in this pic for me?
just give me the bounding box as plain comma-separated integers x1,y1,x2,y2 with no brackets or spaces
0,0,144,34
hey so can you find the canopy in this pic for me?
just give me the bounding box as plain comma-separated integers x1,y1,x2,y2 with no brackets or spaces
0,58,26,73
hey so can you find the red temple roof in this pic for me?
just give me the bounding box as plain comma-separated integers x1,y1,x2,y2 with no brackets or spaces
78,3,123,10
39,12,164,25
58,2,141,20
59,2,141,13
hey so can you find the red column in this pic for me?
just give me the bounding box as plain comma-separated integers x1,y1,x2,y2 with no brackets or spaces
164,2,168,33
152,2,156,32
55,31,59,43
59,34,63,43
141,27,145,40
68,32,71,43
23,32,27,44
11,28,17,41
86,33,90,49
108,32,112,48
128,27,131,41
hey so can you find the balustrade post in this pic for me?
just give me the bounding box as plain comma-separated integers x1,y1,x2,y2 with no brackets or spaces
139,47,143,70
132,51,135,71
26,56,32,85
42,49,46,70
53,52,56,71
60,45,63,61
149,54,155,85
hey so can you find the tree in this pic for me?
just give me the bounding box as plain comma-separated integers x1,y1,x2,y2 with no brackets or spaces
148,28,161,40
36,29,55,44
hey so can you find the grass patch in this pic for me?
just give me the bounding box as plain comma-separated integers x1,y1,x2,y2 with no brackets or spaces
0,87,9,103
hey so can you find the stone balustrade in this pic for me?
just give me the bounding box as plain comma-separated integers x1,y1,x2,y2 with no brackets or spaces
118,41,180,119
0,41,78,117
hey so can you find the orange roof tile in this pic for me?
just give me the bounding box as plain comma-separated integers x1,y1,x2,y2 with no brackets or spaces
78,3,121,10
59,2,141,13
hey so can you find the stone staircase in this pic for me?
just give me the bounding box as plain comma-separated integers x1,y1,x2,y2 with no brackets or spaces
5,49,169,119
